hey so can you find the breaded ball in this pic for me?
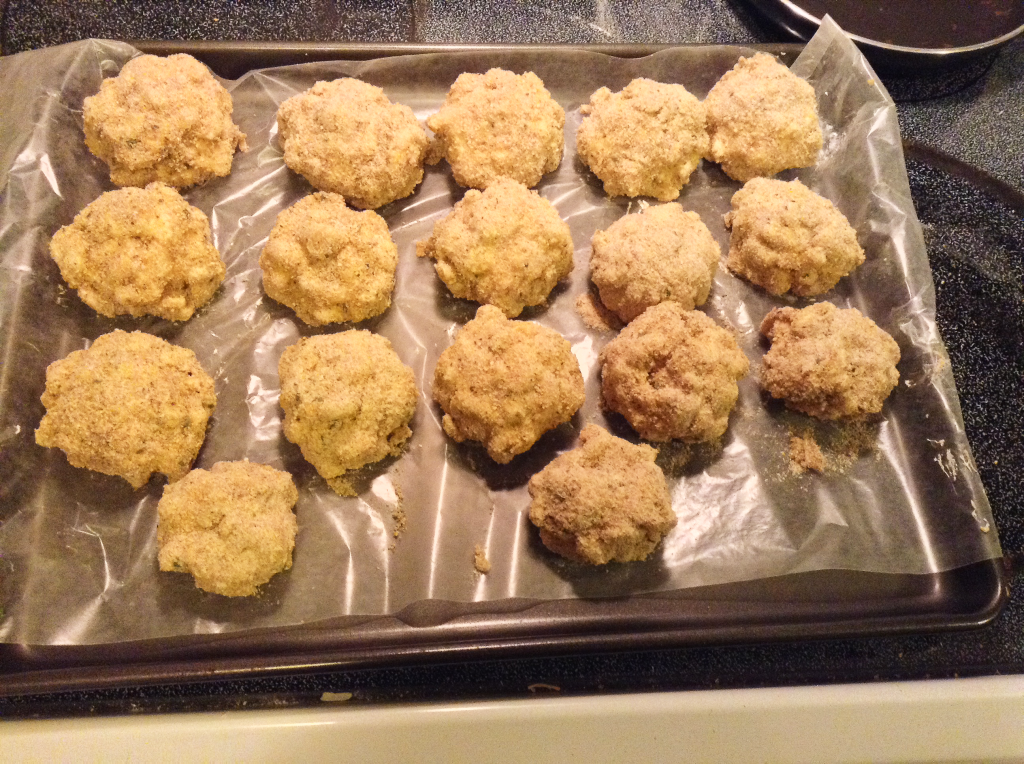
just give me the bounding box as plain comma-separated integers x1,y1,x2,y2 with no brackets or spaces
276,78,430,209
725,178,864,296
260,192,397,325
432,305,585,463
427,69,565,190
83,53,247,188
35,330,216,488
576,78,709,201
760,303,900,419
157,461,298,597
600,303,749,443
528,424,676,565
278,331,417,496
49,183,225,321
416,178,573,317
590,203,720,323
703,53,822,181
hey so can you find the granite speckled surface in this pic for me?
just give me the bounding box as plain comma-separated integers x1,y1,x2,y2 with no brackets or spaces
1,0,1022,714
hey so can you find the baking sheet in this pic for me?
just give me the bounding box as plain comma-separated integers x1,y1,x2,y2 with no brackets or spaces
0,18,1000,646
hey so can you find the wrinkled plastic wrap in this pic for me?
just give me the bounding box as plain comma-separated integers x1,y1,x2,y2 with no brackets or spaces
0,19,1000,645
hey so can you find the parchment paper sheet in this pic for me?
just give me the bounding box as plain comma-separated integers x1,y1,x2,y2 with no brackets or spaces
0,18,1000,645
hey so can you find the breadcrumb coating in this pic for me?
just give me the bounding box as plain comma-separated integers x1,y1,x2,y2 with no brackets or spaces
49,183,225,321
760,303,900,419
576,78,708,201
416,177,573,317
432,305,585,464
260,192,397,325
277,78,430,209
590,202,720,323
83,53,247,188
157,461,298,597
600,303,749,443
35,330,216,488
528,424,676,565
278,331,417,496
427,69,565,189
725,178,864,296
703,53,822,182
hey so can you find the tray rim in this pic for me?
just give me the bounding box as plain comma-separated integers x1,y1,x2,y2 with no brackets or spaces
0,43,1010,699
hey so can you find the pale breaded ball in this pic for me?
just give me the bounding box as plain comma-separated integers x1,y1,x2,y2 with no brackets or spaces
725,178,864,297
416,178,573,317
48,183,225,321
432,305,585,464
83,54,247,188
278,331,417,496
157,461,298,597
260,193,397,325
600,303,749,443
528,424,676,565
35,330,216,488
590,202,720,323
276,78,430,209
427,69,565,190
760,303,900,419
576,78,709,201
703,53,822,182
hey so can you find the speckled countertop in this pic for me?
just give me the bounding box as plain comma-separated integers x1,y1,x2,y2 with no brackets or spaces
1,0,1022,716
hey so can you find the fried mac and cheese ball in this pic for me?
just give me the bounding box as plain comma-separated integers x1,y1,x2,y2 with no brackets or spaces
49,183,225,321
416,178,573,317
260,193,397,325
528,424,676,565
432,305,585,464
157,461,298,597
35,330,216,488
590,203,720,323
703,53,822,182
427,69,565,190
576,79,708,201
600,303,749,443
83,54,247,188
276,78,430,209
278,331,417,496
760,303,901,419
725,178,864,297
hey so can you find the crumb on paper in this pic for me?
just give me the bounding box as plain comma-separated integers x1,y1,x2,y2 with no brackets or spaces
320,692,353,703
789,430,825,473
528,683,561,693
392,505,407,539
474,544,491,574
575,291,622,332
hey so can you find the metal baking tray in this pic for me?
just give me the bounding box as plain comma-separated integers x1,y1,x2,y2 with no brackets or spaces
0,42,1009,697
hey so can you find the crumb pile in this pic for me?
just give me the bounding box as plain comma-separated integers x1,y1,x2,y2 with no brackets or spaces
427,68,565,189
157,461,298,597
417,177,573,317
761,303,901,419
528,424,676,564
433,305,585,463
600,303,749,443
703,52,822,181
278,331,418,495
277,78,431,209
725,178,864,296
49,183,225,321
83,53,247,188
260,192,397,325
35,330,217,488
576,78,708,201
590,202,720,322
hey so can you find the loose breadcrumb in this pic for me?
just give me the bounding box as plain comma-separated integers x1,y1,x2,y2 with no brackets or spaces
789,430,825,473
83,53,246,188
575,290,623,332
473,544,491,574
